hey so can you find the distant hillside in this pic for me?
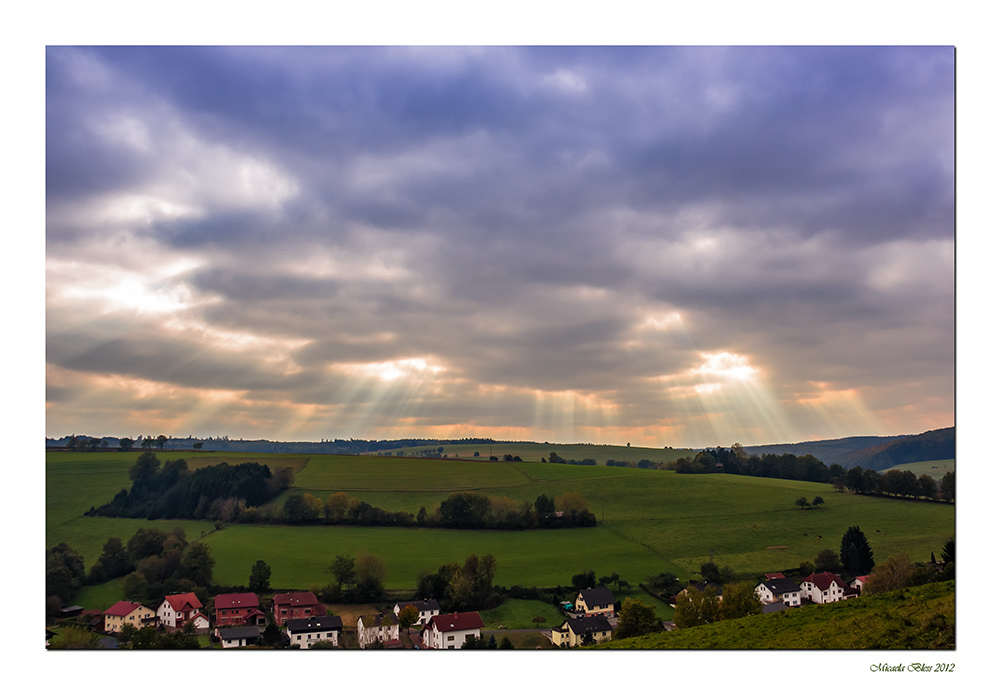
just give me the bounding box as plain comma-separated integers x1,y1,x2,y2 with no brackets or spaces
742,435,909,468
840,427,955,472
597,580,954,649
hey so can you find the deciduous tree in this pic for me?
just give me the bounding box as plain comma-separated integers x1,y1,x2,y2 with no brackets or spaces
615,598,662,638
865,552,916,594
720,582,763,620
673,587,718,628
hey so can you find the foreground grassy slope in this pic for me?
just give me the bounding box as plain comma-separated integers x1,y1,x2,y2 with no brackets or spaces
597,581,955,649
47,451,954,598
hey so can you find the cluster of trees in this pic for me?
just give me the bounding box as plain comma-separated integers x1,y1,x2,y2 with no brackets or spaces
673,581,763,628
321,551,389,603
614,598,663,639
46,527,216,622
415,553,501,612
281,490,596,530
571,569,629,592
864,535,955,594
794,496,825,510
674,444,834,482
843,467,954,502
86,452,294,520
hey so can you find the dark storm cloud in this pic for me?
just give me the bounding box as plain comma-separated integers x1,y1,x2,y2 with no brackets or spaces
45,46,954,444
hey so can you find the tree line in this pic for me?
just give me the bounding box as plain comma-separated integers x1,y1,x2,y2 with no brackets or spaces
843,466,954,502
673,444,956,503
282,490,597,530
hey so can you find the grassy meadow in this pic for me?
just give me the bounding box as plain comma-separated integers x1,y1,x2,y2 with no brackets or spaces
367,441,695,464
883,458,954,481
47,449,954,609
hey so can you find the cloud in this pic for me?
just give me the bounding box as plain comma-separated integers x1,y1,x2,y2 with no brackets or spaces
45,46,954,445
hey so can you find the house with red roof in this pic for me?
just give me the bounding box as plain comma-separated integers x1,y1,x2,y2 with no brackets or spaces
213,592,266,627
422,611,484,649
850,575,868,594
157,592,208,630
799,572,848,604
273,592,323,626
103,601,157,633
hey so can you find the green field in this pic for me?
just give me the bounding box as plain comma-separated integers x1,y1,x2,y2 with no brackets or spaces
47,450,954,609
368,442,695,464
883,458,954,481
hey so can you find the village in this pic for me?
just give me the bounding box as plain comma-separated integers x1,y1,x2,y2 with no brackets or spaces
64,568,873,650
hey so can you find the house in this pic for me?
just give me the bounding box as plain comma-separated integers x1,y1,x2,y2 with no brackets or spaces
422,611,484,649
799,572,847,604
574,587,615,617
103,601,157,633
393,598,440,627
755,577,802,607
219,626,261,649
850,575,868,593
272,592,323,626
287,616,343,648
551,615,613,648
357,613,400,649
214,593,266,627
157,593,207,630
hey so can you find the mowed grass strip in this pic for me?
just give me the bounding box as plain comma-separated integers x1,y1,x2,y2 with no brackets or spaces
201,523,656,591
293,455,531,492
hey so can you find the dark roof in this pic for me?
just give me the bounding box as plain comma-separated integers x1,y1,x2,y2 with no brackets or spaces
220,626,261,640
567,615,613,635
688,582,723,596
762,602,788,614
578,587,615,608
396,598,440,612
761,577,800,594
429,612,484,632
286,616,343,633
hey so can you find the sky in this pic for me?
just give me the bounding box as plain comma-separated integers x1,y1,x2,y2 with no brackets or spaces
44,45,955,448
